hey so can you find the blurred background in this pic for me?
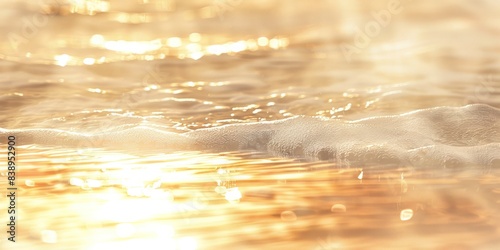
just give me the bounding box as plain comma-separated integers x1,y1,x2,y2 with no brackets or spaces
1,0,500,249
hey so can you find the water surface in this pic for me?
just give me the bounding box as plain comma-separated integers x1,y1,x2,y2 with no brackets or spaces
1,0,500,249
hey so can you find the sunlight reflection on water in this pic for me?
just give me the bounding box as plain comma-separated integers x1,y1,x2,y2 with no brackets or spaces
1,0,500,249
0,146,498,249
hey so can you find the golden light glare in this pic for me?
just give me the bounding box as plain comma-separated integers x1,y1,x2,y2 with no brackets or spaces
51,33,289,65
83,57,96,65
54,54,71,66
41,230,58,243
224,187,242,203
70,0,110,15
104,39,163,54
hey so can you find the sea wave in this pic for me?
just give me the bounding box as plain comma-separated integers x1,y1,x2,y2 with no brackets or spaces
3,104,499,168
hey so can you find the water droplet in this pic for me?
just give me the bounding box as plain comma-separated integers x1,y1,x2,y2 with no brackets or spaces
357,171,363,180
400,209,413,221
25,179,35,187
331,204,347,213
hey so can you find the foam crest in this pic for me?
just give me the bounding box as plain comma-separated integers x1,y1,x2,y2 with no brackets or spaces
191,104,499,168
2,104,499,168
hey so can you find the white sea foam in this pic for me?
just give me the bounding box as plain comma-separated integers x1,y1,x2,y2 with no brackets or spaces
2,104,499,168
191,104,500,168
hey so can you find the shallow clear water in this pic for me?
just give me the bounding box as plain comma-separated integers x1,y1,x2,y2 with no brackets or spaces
1,0,500,249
